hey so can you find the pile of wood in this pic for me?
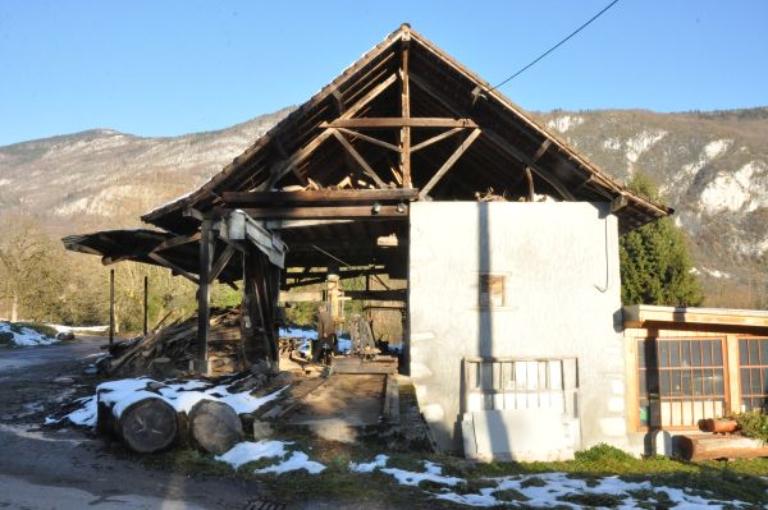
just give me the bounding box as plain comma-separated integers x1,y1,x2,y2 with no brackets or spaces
676,418,768,461
109,308,247,377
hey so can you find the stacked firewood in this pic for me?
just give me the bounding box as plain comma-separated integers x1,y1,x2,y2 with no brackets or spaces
108,308,247,377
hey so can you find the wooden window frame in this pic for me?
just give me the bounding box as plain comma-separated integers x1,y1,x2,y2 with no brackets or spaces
635,336,729,431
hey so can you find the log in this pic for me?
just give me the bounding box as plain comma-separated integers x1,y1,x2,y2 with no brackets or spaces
188,399,244,455
116,398,178,453
676,434,768,461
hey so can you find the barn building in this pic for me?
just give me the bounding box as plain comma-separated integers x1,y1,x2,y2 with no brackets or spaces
64,25,684,460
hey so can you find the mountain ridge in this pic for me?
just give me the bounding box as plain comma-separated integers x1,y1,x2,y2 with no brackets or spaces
1,105,766,307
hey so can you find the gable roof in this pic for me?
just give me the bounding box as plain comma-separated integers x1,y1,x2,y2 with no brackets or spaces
142,24,671,235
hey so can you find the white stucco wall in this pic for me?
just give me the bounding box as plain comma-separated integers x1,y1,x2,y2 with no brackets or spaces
408,201,628,453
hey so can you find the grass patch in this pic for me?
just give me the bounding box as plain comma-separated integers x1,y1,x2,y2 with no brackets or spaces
493,488,530,502
558,492,625,507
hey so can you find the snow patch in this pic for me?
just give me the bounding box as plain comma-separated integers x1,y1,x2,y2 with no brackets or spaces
216,441,325,475
349,454,389,473
254,451,326,475
0,321,59,347
441,472,749,508
702,267,731,279
46,377,288,427
546,115,584,134
215,440,290,469
625,129,667,164
700,161,768,213
602,137,621,151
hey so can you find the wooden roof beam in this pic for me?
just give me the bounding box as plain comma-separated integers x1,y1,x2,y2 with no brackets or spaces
241,205,408,220
222,188,418,207
265,72,399,189
321,117,477,129
419,128,482,199
330,129,388,188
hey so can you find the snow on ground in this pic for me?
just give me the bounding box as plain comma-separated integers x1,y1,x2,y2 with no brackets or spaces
255,451,325,474
381,461,463,487
46,377,288,427
47,324,109,335
0,321,59,347
349,455,751,508
279,327,352,355
349,454,389,473
216,440,325,475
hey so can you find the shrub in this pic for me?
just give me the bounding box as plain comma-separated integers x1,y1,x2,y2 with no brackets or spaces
733,411,768,443
575,443,635,463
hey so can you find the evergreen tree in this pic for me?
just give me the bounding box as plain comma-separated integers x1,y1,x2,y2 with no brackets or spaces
620,173,704,306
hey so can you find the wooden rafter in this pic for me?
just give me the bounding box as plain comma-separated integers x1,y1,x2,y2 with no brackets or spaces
242,205,408,220
408,72,574,199
222,188,417,206
321,117,477,129
419,128,482,199
209,244,236,283
410,127,464,153
151,232,201,253
265,72,399,189
400,33,412,188
147,252,200,284
330,129,387,188
335,127,400,152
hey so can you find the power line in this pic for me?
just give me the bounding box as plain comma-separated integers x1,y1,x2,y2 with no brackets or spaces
487,0,621,92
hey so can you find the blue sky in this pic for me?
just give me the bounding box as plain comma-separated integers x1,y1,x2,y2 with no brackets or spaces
1,0,766,146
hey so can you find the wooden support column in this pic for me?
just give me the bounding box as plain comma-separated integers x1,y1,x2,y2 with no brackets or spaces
143,276,148,336
109,268,115,346
400,33,412,188
242,247,276,366
726,334,741,414
197,219,214,373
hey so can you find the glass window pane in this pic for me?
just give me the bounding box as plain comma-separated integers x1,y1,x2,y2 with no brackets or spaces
714,369,724,395
763,368,768,395
681,342,691,367
702,342,713,366
659,342,669,368
691,341,702,367
660,371,670,396
702,369,713,395
760,340,768,365
753,369,763,394
639,371,647,397
741,369,751,396
740,339,749,365
681,371,692,395
750,341,759,366
670,342,681,367
712,341,723,365
638,340,646,368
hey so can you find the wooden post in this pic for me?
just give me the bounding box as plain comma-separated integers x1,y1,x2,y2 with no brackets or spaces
197,219,214,373
400,34,412,188
109,268,115,346
143,275,149,336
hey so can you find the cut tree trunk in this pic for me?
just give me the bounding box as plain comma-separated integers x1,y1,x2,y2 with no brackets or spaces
98,396,178,453
676,434,768,461
187,399,243,454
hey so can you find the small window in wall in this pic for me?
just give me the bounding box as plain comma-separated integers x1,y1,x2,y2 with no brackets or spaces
464,358,578,417
738,338,768,411
479,274,505,308
637,338,726,428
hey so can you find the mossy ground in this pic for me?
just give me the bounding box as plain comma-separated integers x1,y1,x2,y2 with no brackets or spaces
129,435,768,508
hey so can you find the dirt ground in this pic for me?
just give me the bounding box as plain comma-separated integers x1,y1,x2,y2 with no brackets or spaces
0,338,410,510
0,337,269,510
